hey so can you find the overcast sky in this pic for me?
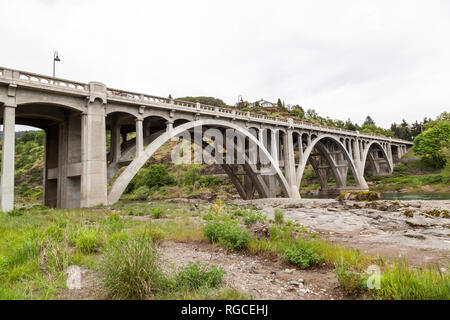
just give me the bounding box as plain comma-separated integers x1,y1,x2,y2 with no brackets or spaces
1,0,449,129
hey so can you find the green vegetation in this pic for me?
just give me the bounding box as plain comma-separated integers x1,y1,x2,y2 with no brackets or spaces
176,96,230,109
0,200,448,300
274,208,284,224
203,218,250,250
413,114,450,169
281,239,324,269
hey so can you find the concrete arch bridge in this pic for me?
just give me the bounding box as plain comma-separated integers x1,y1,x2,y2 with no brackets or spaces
0,67,412,211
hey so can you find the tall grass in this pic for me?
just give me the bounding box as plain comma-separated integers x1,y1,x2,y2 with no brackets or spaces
371,262,450,300
101,237,164,299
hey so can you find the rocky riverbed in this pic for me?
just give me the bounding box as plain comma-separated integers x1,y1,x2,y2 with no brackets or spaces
236,198,450,267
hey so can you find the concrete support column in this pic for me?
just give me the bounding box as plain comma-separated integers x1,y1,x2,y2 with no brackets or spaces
283,130,300,198
81,83,108,207
166,120,173,132
352,138,368,189
387,143,393,170
57,119,69,209
397,145,402,159
298,135,303,165
135,118,144,158
111,123,121,162
270,130,279,167
348,139,353,159
1,106,15,212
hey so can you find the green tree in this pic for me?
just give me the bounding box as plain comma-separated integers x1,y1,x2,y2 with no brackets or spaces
413,122,450,168
363,116,375,126
290,105,305,118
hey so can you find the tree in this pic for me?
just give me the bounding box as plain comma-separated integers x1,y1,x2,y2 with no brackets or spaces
290,105,305,118
176,96,229,109
306,108,318,120
344,119,358,131
363,116,375,126
413,122,450,168
277,98,282,109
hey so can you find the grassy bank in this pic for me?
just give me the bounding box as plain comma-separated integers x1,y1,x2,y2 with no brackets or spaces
367,158,449,194
1,200,448,300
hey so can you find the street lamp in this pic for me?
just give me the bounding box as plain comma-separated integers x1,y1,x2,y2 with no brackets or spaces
53,51,61,78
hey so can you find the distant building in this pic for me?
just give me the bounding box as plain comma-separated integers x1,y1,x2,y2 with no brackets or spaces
250,99,276,108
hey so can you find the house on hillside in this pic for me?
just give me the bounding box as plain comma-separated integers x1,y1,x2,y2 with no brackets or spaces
250,99,276,108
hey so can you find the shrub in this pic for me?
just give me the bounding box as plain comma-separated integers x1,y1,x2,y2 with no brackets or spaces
198,176,223,188
72,229,103,254
203,219,250,250
183,165,202,186
7,208,25,216
44,224,64,241
334,263,367,295
132,186,151,200
151,207,164,219
282,239,323,269
101,238,165,299
126,165,176,193
174,262,225,289
274,208,284,224
234,209,265,225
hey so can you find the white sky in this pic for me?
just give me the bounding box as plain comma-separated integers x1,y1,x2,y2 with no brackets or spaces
1,0,449,129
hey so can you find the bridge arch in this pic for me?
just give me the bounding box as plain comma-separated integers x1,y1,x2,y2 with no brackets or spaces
107,119,293,204
362,141,393,175
296,134,366,190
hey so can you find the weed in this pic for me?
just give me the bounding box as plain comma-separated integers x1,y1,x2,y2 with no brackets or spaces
334,263,367,296
234,209,265,225
281,239,323,269
72,229,103,254
151,207,164,219
101,238,165,299
203,218,250,250
174,261,225,290
274,208,284,224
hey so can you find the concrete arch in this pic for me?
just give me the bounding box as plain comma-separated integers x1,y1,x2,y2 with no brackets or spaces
15,93,86,113
106,107,139,118
107,119,293,204
141,108,171,121
296,134,365,189
362,141,393,174
16,102,83,118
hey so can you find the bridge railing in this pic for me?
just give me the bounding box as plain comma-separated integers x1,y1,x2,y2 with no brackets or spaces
0,66,412,144
105,86,410,142
0,66,89,91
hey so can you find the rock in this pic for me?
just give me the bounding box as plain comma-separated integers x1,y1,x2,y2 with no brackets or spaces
289,281,300,286
298,278,304,283
284,269,293,274
250,223,270,239
327,207,339,212
353,202,366,209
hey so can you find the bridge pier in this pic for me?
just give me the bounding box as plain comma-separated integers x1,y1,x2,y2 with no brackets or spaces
1,105,16,212
80,83,108,207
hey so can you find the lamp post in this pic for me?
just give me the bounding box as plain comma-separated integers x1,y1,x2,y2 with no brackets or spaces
53,51,61,78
